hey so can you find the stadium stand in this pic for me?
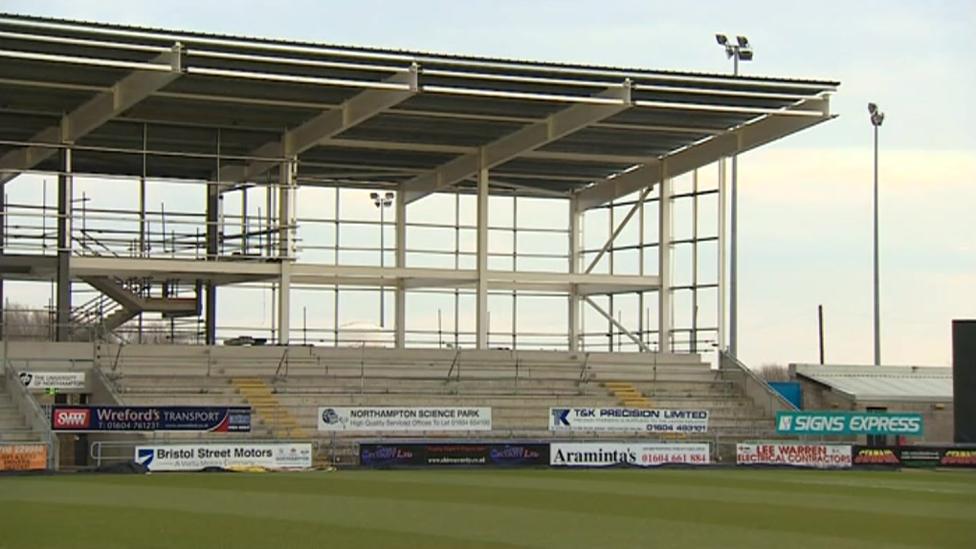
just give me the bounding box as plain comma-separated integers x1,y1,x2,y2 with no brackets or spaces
95,344,775,464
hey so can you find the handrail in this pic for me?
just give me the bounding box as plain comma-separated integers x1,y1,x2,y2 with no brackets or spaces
1,351,60,470
719,350,798,412
445,349,462,383
274,346,289,379
576,352,590,385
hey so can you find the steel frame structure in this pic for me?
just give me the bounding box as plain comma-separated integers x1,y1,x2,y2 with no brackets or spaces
0,14,838,352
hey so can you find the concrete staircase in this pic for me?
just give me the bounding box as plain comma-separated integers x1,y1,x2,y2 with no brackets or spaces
603,381,652,408
232,377,308,439
0,378,46,444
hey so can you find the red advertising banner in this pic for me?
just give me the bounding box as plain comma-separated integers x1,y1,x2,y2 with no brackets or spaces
736,442,852,469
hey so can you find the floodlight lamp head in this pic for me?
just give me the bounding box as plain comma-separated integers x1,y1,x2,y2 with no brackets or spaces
715,34,728,45
738,48,754,61
369,192,379,200
384,191,395,200
736,35,749,47
871,111,885,127
867,103,878,114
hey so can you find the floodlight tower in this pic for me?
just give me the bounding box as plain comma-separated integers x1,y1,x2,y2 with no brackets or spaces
868,103,885,366
371,191,395,328
715,34,753,357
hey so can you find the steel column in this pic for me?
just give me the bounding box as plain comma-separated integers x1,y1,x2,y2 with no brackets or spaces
395,189,406,348
476,167,489,349
55,146,72,341
277,160,295,344
568,196,580,351
657,161,672,353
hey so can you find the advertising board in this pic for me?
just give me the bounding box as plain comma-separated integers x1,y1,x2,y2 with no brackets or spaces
359,443,547,467
318,407,491,432
736,443,852,469
50,405,251,432
135,443,312,471
775,411,923,436
18,371,85,391
549,408,709,433
0,444,47,472
549,443,710,467
853,445,976,468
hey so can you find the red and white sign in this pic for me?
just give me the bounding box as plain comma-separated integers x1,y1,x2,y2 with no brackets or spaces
736,443,852,469
52,408,91,429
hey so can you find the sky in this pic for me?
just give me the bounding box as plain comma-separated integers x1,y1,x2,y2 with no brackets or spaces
1,0,974,367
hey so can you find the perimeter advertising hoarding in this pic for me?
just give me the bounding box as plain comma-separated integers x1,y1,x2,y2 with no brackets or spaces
50,405,251,432
775,411,924,436
359,443,548,467
318,407,491,432
0,444,47,472
549,408,709,433
550,443,710,467
736,443,852,469
853,446,976,468
135,443,312,471
18,371,85,391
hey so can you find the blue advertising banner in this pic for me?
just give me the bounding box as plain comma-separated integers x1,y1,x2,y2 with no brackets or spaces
360,443,549,467
776,411,923,436
51,405,251,432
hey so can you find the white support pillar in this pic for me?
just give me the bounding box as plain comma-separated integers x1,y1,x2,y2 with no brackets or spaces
277,159,295,345
568,196,581,351
278,262,291,345
658,160,672,354
717,158,728,352
394,189,407,349
277,158,296,260
476,167,489,349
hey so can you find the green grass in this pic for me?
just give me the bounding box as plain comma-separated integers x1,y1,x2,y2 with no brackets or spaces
1,469,974,548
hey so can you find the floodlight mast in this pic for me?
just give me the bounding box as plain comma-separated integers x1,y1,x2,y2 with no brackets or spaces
372,190,395,328
714,33,753,357
868,102,885,366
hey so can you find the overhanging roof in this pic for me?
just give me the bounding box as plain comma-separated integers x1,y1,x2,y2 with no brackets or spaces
794,364,953,403
0,13,838,205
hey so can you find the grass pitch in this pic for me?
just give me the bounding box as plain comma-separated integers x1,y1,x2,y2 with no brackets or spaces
1,468,974,548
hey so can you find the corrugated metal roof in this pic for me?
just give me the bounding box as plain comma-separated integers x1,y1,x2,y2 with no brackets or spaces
0,13,838,199
794,364,953,402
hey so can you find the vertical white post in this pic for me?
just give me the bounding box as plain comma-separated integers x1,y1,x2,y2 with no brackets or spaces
717,159,727,352
395,188,406,349
277,159,295,345
568,196,580,351
476,166,489,349
657,161,672,354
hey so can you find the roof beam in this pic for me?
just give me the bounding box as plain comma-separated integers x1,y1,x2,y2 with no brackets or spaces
0,44,183,185
575,97,833,210
219,65,419,184
402,81,634,204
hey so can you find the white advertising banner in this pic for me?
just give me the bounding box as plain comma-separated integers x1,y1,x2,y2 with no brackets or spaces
19,371,85,391
135,443,313,472
317,407,492,432
550,407,709,433
736,443,852,469
550,443,710,467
